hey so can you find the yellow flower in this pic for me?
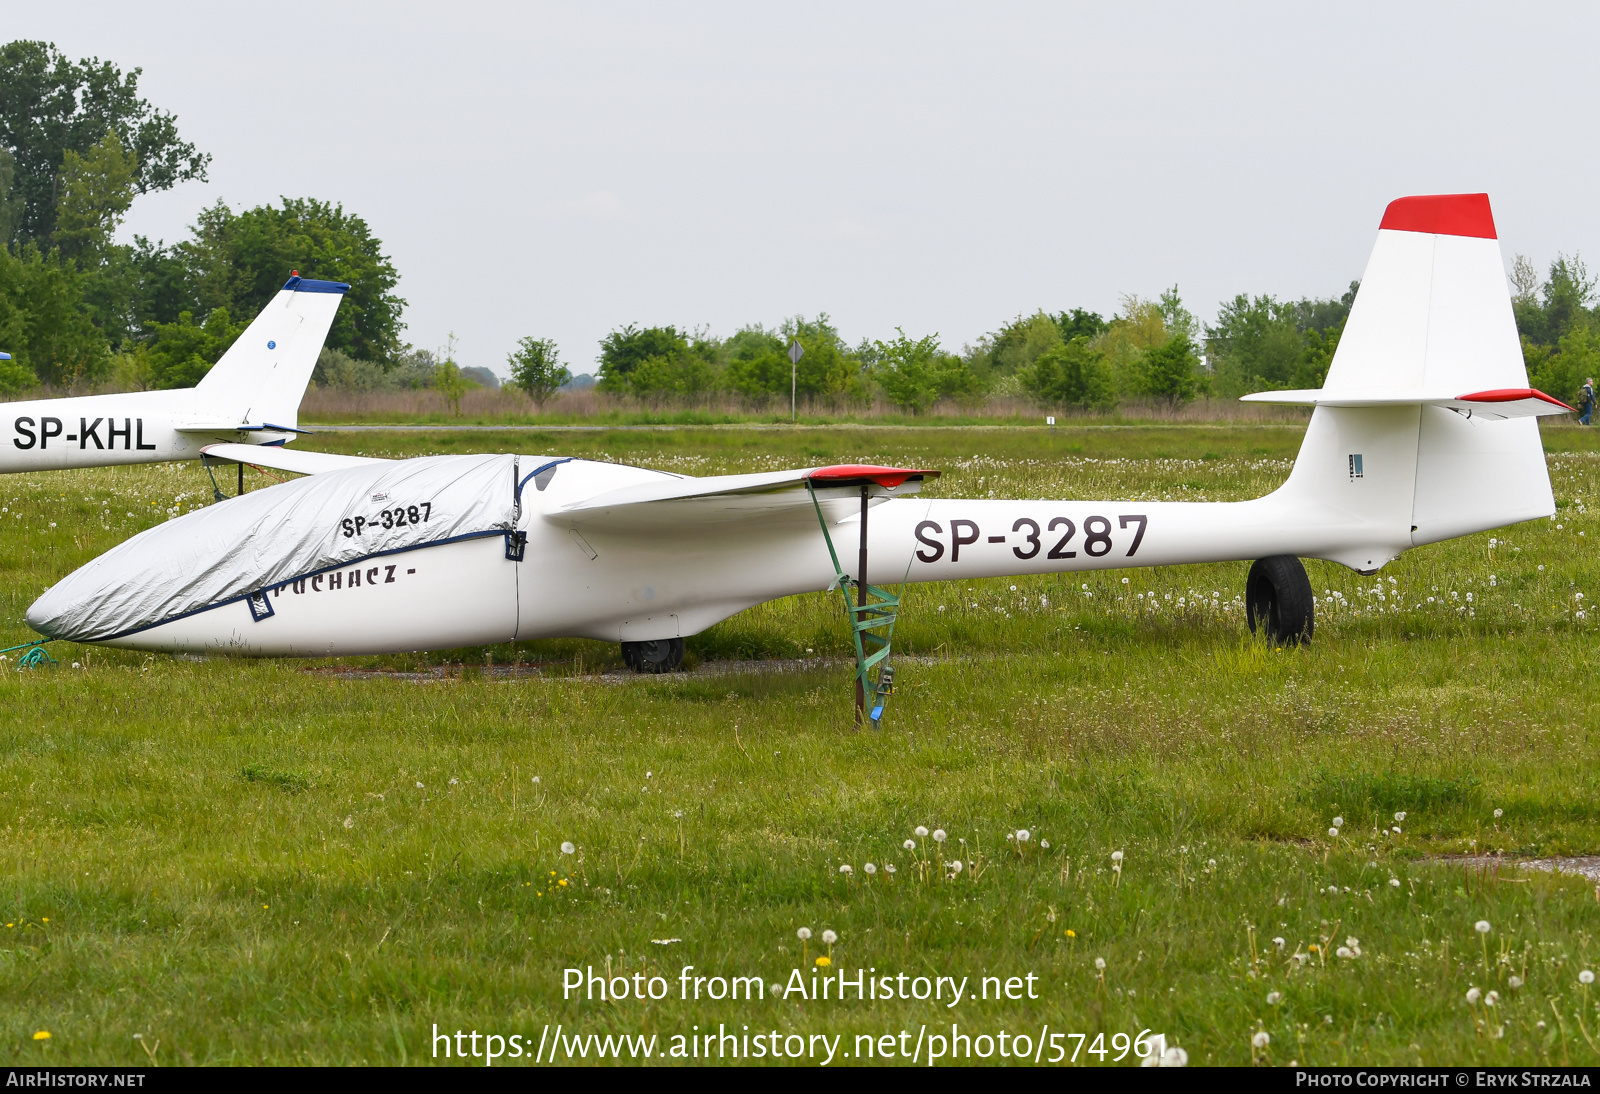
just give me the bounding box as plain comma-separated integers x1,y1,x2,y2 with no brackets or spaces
558,879,567,887
549,870,556,876
815,956,831,967
33,1031,50,1041
1066,929,1076,938
41,918,48,923
262,905,269,910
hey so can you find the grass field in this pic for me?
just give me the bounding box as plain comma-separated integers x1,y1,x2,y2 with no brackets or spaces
4,422,1600,1067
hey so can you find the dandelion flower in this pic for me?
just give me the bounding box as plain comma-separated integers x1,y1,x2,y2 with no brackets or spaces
1336,946,1353,959
1066,929,1076,938
1267,991,1282,1005
838,864,852,875
1328,828,1340,838
1508,976,1523,990
1475,920,1491,934
1389,878,1401,888
1392,827,1402,835
1094,957,1106,970
32,1031,49,1041
1466,987,1482,1005
1332,816,1343,828
864,862,876,875
1394,812,1406,822
1111,850,1124,862
1493,808,1503,819
949,860,964,875
531,776,541,784
1252,1031,1270,1048
560,841,575,855
1272,937,1286,949
933,829,947,843
903,839,916,851
815,956,830,967
1016,829,1031,842
1485,991,1499,1007
822,929,837,945
1159,1046,1189,1067
797,927,812,940
1581,970,1595,985
914,826,928,838
1040,839,1050,849
884,864,897,875
415,781,424,789
1208,859,1216,868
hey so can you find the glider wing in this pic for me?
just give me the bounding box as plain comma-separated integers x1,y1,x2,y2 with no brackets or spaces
199,442,388,476
550,464,937,532
1240,386,1573,420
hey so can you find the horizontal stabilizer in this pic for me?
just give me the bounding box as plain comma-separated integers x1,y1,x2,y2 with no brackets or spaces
199,443,388,476
1240,387,1573,420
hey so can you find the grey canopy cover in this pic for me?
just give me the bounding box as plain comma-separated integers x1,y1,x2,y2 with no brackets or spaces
29,454,529,642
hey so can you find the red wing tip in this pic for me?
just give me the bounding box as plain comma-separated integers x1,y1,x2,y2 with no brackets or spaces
1380,193,1496,239
1456,387,1575,411
807,464,939,489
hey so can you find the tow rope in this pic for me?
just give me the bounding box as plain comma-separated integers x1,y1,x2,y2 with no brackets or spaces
0,639,56,668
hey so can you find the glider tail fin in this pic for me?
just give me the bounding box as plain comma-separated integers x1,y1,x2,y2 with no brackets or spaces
193,274,349,430
1265,194,1557,571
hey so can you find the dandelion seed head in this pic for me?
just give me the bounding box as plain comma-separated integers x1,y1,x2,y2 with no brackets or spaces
1111,850,1124,862
1485,991,1499,1007
1267,991,1282,1005
1016,829,1030,842
1332,816,1344,828
933,829,947,843
1493,808,1503,819
864,862,876,875
1390,878,1401,888
1328,827,1340,838
903,839,916,851
884,863,896,874
1581,970,1595,985
1508,976,1524,990
1475,920,1491,934
838,864,852,875
560,841,575,855
1395,812,1406,822
1094,957,1106,970
797,927,812,940
1272,937,1286,949
1466,987,1482,1005
914,826,929,838
822,929,837,944
1252,1031,1270,1048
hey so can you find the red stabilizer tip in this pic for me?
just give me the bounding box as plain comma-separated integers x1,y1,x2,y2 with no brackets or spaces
1457,387,1575,412
1380,194,1496,239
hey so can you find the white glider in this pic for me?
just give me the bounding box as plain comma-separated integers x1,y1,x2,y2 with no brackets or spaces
26,194,1569,675
0,273,347,475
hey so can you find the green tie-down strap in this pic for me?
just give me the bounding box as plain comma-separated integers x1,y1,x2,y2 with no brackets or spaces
806,484,901,724
1,640,57,669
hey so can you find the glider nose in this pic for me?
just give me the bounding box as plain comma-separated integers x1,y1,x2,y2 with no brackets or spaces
25,583,76,641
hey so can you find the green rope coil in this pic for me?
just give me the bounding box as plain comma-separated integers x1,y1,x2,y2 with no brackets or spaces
1,639,57,669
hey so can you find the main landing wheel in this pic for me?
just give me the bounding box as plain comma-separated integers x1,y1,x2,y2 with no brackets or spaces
1246,556,1314,647
621,638,684,674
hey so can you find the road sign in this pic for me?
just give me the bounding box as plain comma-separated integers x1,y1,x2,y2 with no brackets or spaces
788,339,804,421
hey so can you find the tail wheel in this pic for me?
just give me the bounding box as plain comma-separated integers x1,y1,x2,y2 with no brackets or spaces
621,638,684,674
1246,556,1314,646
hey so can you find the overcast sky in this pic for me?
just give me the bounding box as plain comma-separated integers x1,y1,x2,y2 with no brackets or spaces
13,2,1600,377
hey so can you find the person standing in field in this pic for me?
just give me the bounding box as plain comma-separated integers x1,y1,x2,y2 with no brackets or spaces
1581,378,1596,426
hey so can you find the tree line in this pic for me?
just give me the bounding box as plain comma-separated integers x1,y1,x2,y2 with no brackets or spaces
2,40,1593,415
0,40,406,395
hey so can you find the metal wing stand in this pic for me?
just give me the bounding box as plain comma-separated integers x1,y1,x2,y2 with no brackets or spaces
806,481,901,728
